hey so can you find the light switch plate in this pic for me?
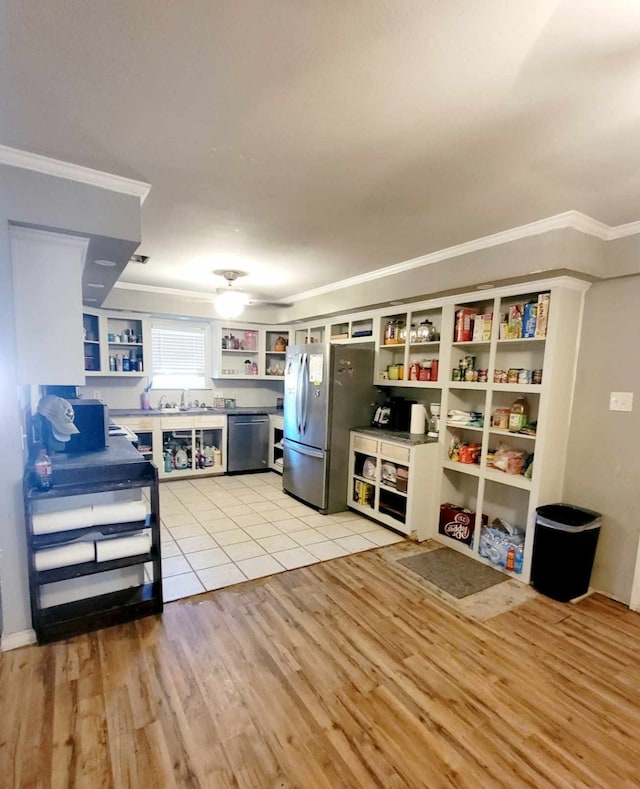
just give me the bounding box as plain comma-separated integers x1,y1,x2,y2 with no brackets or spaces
609,392,634,412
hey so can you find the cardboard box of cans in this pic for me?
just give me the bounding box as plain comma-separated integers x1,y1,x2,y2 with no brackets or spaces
438,503,488,546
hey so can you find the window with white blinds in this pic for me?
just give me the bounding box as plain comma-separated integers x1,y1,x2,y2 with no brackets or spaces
150,322,208,389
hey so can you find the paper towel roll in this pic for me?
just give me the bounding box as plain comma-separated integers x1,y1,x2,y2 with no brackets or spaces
32,506,93,535
95,533,151,562
34,541,95,570
92,501,148,527
410,403,427,434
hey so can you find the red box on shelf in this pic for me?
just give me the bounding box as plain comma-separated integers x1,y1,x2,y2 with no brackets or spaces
454,309,477,342
438,503,487,545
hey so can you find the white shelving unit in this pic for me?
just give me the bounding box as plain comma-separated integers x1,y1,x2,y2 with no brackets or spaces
430,280,587,583
348,431,439,539
269,414,284,474
83,309,149,378
212,323,291,379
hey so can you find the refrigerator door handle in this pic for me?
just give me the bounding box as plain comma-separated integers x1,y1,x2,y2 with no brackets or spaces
301,352,309,434
296,353,304,433
284,439,324,459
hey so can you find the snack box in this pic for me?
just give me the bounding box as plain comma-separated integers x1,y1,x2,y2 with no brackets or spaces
507,304,523,339
535,293,550,338
472,313,493,342
523,301,537,338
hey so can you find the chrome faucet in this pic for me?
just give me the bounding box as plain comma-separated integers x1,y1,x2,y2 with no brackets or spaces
157,394,166,409
180,389,190,409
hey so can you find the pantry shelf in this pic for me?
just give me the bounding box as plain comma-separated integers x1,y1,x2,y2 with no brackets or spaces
446,422,484,432
489,428,536,441
442,460,482,477
483,467,532,490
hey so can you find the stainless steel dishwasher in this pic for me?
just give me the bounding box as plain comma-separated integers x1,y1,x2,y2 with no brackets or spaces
227,413,270,472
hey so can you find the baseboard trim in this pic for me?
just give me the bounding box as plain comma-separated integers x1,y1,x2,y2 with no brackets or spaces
1,629,37,651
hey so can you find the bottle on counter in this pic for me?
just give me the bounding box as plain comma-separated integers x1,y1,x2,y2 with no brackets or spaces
34,447,52,490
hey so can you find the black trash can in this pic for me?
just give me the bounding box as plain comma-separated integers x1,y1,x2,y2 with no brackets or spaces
531,504,602,602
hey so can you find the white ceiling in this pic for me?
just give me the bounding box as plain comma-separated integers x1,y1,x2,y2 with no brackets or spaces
2,1,640,304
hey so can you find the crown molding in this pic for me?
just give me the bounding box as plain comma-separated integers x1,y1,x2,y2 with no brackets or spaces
0,144,151,203
607,220,640,240
114,281,215,299
288,210,639,303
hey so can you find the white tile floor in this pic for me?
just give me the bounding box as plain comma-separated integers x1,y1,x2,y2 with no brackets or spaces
160,471,406,601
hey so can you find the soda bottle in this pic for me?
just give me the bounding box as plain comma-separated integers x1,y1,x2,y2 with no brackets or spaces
34,448,53,490
514,546,524,574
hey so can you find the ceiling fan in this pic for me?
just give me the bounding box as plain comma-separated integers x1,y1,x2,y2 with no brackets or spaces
212,269,292,317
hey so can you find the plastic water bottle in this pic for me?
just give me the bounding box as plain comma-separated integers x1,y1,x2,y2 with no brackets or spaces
34,448,52,490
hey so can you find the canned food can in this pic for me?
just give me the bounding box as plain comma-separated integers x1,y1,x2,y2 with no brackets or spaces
533,369,543,384
452,368,461,381
507,368,520,383
518,369,531,384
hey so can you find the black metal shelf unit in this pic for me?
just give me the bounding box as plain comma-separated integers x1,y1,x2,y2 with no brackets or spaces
24,447,163,644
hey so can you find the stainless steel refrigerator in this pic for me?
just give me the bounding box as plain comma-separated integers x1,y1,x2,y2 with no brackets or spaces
283,344,376,514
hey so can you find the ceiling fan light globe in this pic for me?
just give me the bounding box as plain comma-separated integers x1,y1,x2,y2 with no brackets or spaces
215,289,247,318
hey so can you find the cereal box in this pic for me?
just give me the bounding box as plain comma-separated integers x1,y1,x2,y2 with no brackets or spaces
535,293,550,338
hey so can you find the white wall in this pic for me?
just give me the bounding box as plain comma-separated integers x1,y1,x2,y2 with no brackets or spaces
564,276,640,603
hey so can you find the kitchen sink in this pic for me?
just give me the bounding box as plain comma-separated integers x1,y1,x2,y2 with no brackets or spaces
157,407,222,414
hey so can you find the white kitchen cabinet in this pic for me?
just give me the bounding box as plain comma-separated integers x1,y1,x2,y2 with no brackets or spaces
11,226,89,385
157,415,226,479
348,430,439,539
116,414,227,480
84,310,149,378
212,323,291,379
329,317,374,344
292,323,327,346
113,416,156,461
375,305,444,389
269,413,284,473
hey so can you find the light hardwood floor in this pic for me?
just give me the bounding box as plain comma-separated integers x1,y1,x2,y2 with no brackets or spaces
2,542,640,788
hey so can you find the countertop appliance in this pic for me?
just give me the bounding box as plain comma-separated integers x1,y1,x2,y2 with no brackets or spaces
227,413,270,473
371,397,416,432
40,398,108,453
283,344,376,513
